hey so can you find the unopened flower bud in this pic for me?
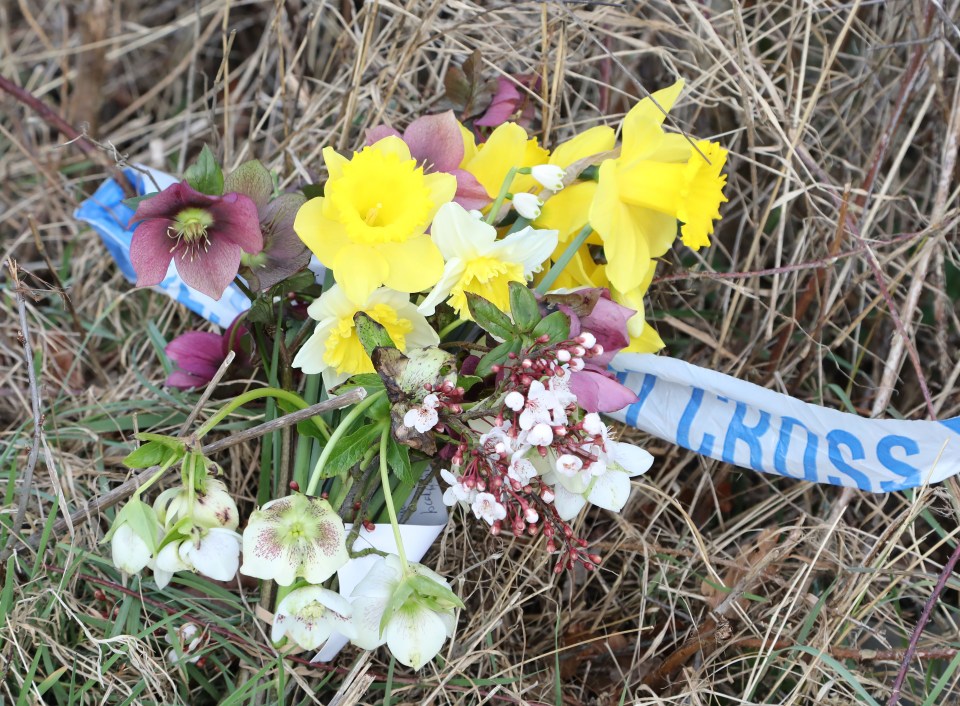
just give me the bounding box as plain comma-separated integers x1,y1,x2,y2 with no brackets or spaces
524,507,540,523
530,164,566,192
504,391,525,411
289,481,300,491
569,357,585,372
591,344,604,357
512,192,543,219
527,523,539,535
556,349,571,363
578,332,596,348
521,358,533,369
541,488,555,503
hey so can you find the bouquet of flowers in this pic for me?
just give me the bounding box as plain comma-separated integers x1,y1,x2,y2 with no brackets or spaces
105,77,727,670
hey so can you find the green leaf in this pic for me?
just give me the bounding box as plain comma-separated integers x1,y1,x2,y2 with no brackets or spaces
508,281,540,332
386,436,413,483
184,145,224,195
408,574,465,609
122,193,156,211
531,310,570,345
475,338,521,378
457,375,483,392
465,293,517,341
320,424,385,478
354,312,395,356
245,296,275,324
122,441,171,469
379,580,416,636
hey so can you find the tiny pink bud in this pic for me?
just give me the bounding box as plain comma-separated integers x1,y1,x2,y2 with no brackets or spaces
289,481,300,492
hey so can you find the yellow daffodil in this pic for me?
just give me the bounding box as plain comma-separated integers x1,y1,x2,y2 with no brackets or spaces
418,203,557,318
461,123,549,199
589,79,728,293
292,284,439,389
612,272,665,354
294,137,456,304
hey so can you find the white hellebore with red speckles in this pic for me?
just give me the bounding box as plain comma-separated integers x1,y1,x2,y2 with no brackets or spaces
272,586,356,650
240,493,349,586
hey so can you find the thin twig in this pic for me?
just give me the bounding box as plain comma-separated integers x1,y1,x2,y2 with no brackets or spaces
2,388,366,562
6,259,45,552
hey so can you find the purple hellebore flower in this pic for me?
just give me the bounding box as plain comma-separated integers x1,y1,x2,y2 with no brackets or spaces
475,75,538,129
554,288,638,414
223,160,311,291
366,111,490,211
130,181,263,300
165,317,249,390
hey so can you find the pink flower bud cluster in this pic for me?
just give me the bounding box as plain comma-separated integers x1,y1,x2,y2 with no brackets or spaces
444,334,610,573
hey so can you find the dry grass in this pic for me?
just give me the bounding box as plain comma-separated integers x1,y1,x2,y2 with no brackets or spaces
3,0,960,704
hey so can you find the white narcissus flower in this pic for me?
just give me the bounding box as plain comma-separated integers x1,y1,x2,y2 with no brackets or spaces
292,284,439,390
418,202,557,319
403,393,440,433
240,494,349,586
511,192,543,219
111,523,154,574
272,586,355,650
351,554,459,670
530,164,566,192
471,492,507,525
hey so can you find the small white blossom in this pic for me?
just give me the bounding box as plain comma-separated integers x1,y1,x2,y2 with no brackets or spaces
530,164,566,192
508,458,538,485
512,192,543,219
440,468,477,507
504,391,525,411
582,412,605,437
527,422,554,447
403,394,440,433
166,623,204,665
518,380,565,430
471,492,507,525
555,454,583,477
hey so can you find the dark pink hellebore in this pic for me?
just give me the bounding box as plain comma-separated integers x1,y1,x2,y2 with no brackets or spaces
130,181,263,300
366,111,490,211
165,318,249,390
561,289,638,414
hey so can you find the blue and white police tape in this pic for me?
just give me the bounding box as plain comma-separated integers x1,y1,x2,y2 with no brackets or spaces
609,353,957,493
74,167,251,329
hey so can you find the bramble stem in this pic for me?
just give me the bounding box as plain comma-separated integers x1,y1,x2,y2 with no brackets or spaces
196,387,328,440
305,391,385,496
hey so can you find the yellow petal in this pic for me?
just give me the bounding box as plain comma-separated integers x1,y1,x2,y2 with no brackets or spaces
366,135,413,162
621,79,684,159
381,235,445,294
458,122,478,168
423,171,458,219
333,244,389,304
590,161,651,292
535,181,600,244
323,147,349,181
294,197,351,263
549,126,616,169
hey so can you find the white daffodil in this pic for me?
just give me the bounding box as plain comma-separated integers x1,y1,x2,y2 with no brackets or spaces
111,523,155,574
418,202,557,319
240,494,349,586
350,554,460,670
292,284,439,390
154,478,239,531
272,586,355,650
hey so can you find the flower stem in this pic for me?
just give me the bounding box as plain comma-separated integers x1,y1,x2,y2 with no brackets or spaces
305,390,385,496
379,427,408,568
195,387,330,440
438,317,470,341
535,223,593,294
484,166,519,225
